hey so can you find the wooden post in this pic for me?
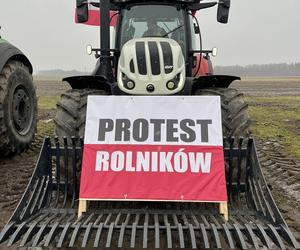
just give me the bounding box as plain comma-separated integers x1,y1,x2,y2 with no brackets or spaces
78,200,87,218
219,202,228,221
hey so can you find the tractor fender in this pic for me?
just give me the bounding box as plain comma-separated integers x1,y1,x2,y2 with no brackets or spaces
0,42,33,74
191,75,240,92
63,75,112,93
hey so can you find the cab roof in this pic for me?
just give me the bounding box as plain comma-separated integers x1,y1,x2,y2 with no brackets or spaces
88,0,202,8
111,0,200,3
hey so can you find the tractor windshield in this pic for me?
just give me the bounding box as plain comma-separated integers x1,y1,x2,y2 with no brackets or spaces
119,5,187,57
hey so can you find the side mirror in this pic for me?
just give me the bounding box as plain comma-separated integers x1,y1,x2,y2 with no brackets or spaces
76,0,89,23
217,0,230,24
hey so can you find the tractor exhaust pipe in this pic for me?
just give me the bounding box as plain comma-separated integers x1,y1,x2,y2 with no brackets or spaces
96,0,114,81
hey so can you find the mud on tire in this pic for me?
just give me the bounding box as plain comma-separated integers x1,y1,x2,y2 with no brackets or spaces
194,88,251,138
0,60,37,156
54,89,109,138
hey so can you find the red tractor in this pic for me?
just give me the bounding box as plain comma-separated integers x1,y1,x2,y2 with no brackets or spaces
55,0,250,141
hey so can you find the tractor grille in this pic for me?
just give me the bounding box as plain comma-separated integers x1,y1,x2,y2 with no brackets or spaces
135,41,173,76
136,42,147,75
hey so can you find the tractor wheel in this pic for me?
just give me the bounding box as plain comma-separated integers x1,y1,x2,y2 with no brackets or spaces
54,89,109,138
0,60,37,157
194,88,251,138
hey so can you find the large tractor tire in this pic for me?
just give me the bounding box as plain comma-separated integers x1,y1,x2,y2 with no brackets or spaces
194,88,251,138
54,89,109,138
0,60,37,156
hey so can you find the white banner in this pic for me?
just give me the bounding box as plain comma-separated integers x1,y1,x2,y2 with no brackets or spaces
84,96,223,146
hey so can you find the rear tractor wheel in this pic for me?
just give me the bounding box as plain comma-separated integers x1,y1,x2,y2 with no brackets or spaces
194,87,251,139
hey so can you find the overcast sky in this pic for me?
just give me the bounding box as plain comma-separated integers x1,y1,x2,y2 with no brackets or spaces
0,0,299,73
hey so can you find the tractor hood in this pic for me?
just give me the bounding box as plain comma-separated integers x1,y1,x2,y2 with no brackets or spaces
0,38,8,44
117,38,185,95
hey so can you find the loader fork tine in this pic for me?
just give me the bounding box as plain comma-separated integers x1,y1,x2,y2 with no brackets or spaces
244,224,260,249
237,137,243,204
143,213,149,249
221,223,235,249
245,138,253,205
188,223,197,249
267,224,286,249
54,137,60,208
130,214,140,248
154,214,160,248
71,137,77,208
68,222,82,247
177,223,185,248
82,222,93,247
105,222,115,248
118,222,126,248
228,137,234,204
46,137,53,206
200,223,209,249
57,222,71,248
232,224,247,250
279,224,300,249
163,214,171,248
210,223,221,249
63,137,68,208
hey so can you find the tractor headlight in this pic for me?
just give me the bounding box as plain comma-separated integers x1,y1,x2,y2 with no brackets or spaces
166,81,176,90
126,81,135,90
122,73,135,90
166,73,181,91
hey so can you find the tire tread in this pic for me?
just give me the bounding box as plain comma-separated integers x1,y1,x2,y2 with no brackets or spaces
54,89,109,138
0,60,37,156
194,88,251,138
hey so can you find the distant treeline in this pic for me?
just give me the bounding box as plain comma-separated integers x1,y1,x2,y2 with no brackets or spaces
37,63,300,77
36,69,88,77
214,63,300,76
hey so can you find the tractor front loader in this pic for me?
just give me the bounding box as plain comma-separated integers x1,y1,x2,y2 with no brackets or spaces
0,0,299,249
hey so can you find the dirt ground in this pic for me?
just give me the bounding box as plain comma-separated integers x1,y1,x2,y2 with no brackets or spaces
0,77,300,245
232,77,300,96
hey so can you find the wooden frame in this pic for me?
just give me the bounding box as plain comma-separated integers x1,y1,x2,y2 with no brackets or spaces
78,199,228,221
